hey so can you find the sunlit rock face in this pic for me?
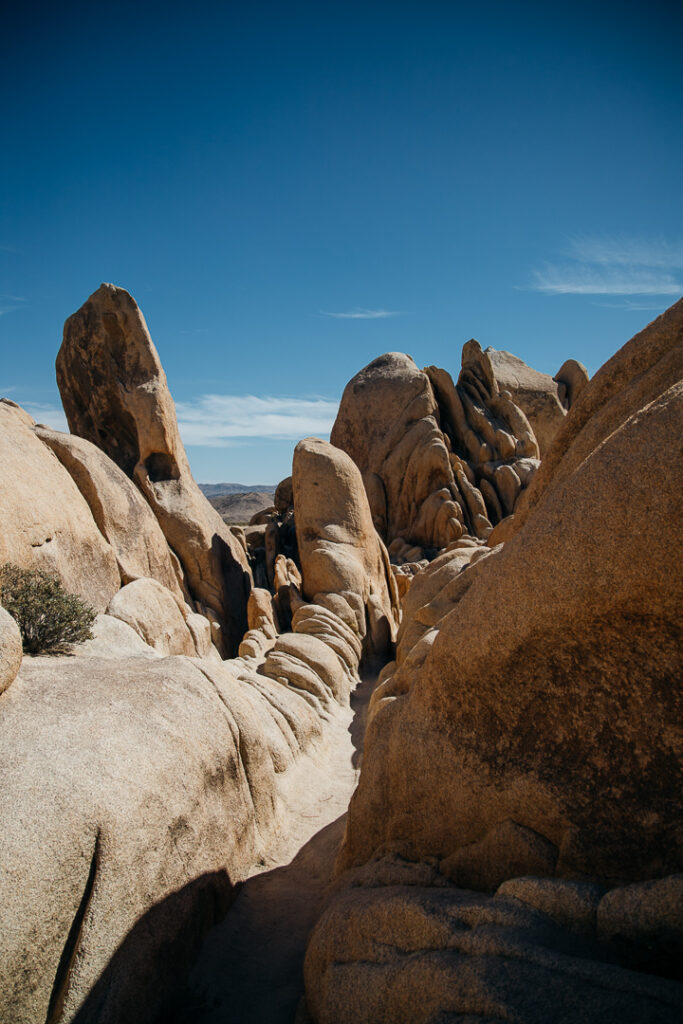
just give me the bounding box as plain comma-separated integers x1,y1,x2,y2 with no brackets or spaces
56,283,252,656
303,298,683,1024
330,341,542,558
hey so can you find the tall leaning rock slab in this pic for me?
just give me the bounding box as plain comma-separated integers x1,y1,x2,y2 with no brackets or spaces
56,284,252,655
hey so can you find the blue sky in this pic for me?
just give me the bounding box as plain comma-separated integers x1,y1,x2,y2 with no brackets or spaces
1,1,681,483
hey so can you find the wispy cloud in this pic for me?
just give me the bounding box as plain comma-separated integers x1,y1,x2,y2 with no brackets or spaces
176,394,339,447
319,307,401,319
0,294,26,316
529,236,683,296
19,402,69,432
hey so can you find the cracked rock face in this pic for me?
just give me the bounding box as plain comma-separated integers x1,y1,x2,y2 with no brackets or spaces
56,284,252,656
337,299,683,887
330,343,541,555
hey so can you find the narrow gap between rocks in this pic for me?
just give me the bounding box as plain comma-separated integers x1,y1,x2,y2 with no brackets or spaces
169,670,377,1024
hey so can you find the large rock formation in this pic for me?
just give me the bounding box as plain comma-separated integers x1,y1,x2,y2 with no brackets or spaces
330,342,541,554
0,400,120,612
337,298,683,885
56,284,251,656
0,604,22,694
302,298,683,1022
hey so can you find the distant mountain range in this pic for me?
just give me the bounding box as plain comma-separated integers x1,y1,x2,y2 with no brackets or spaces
198,482,276,497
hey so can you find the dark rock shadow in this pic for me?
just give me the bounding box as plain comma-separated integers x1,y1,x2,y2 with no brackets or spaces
71,870,234,1024
166,815,348,1024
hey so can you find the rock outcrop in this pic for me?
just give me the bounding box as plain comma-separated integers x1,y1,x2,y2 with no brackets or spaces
301,299,683,1021
35,427,184,598
293,438,399,664
336,299,683,886
487,348,589,456
330,342,541,554
304,858,683,1024
56,284,251,656
0,400,120,612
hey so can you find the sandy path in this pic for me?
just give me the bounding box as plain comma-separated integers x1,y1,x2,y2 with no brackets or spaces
173,673,375,1023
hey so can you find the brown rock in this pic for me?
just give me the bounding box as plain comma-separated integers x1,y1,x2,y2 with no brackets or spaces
554,357,590,407
56,284,252,656
338,299,683,886
304,868,683,1024
0,401,120,612
274,475,293,512
35,426,183,597
487,347,568,456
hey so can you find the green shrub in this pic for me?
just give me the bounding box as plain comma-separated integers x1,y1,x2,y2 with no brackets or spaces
0,564,95,655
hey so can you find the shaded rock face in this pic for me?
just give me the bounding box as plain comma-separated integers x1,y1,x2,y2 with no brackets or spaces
56,283,251,655
293,438,400,664
304,859,683,1024
330,344,541,554
0,401,120,612
337,299,683,887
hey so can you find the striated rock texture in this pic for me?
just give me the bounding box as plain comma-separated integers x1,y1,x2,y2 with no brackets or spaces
331,342,541,554
304,858,683,1024
336,298,683,886
293,438,400,664
0,651,331,1024
56,284,251,656
0,400,120,612
487,348,589,456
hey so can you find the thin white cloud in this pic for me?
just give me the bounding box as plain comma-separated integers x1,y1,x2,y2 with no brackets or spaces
0,294,26,316
529,236,683,296
319,307,400,319
566,236,683,270
176,394,339,448
18,402,69,432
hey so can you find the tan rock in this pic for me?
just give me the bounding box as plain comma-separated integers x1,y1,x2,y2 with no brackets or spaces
56,284,252,655
0,604,22,694
554,357,590,407
597,875,683,972
440,819,557,891
107,578,196,657
35,426,183,597
0,651,319,1024
274,475,293,512
487,346,569,456
338,299,683,886
0,401,120,612
293,438,399,662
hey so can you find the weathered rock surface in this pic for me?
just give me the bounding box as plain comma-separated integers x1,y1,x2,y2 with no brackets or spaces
0,604,22,694
304,861,683,1024
486,347,584,456
293,437,400,663
0,639,342,1024
107,578,198,657
56,284,251,655
0,400,120,612
337,299,683,886
35,426,184,598
331,344,541,552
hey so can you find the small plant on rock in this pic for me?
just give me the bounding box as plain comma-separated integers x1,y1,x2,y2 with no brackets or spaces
0,564,95,655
